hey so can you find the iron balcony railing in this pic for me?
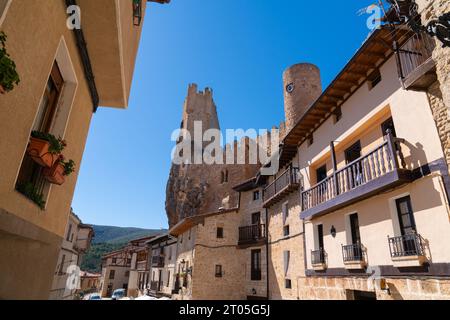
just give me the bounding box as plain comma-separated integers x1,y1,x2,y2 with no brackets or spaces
311,249,326,265
301,132,406,212
239,224,266,244
342,243,365,263
388,233,425,258
151,256,165,267
263,166,300,205
397,32,435,81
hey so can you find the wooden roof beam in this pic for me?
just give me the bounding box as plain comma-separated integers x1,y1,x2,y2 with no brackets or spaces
336,79,359,88
354,61,377,69
317,100,337,107
361,51,386,59
346,70,367,78
325,93,345,101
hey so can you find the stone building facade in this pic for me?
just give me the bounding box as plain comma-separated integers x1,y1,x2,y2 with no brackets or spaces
234,180,269,300
49,210,94,300
147,233,177,297
415,0,450,170
99,249,133,298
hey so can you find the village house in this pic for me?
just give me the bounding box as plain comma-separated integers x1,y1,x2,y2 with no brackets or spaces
99,248,132,298
99,235,155,298
79,271,101,295
49,209,94,300
233,178,269,300
147,233,177,297
0,0,169,299
272,25,450,300
169,209,247,300
127,235,155,297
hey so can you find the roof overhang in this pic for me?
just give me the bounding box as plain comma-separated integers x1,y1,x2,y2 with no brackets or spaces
76,0,169,109
279,26,412,168
169,208,238,236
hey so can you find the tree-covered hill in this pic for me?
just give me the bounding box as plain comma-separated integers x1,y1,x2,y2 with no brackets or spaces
80,225,167,273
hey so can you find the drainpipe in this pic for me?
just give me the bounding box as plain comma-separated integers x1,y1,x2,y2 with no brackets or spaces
265,208,270,300
65,0,100,112
168,233,179,293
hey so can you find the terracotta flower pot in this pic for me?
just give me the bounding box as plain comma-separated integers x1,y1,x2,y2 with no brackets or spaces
43,162,66,185
0,85,5,94
27,137,58,168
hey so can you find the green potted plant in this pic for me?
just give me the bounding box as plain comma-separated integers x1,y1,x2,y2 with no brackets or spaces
43,155,76,185
16,182,46,210
0,31,20,94
27,131,66,168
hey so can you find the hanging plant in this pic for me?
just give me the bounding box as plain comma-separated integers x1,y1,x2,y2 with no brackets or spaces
59,155,76,176
0,31,20,93
16,182,46,210
30,131,67,154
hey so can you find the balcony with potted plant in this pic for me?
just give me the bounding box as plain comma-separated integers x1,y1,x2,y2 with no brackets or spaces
16,131,76,208
27,131,66,168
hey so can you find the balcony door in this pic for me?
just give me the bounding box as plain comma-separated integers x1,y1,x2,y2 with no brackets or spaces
349,213,362,260
349,213,361,245
317,224,324,250
316,165,327,183
396,196,416,235
345,141,363,188
252,212,261,225
381,117,397,137
395,196,419,256
316,166,328,203
251,250,262,281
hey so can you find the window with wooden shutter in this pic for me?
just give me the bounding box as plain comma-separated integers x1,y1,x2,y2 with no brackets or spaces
16,62,64,208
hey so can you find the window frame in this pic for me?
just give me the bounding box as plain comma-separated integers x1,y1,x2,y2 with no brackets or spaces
215,265,223,278
251,249,262,281
216,227,224,239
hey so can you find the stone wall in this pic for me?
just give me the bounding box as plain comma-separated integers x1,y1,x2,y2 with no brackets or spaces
427,82,450,166
191,211,246,300
420,0,450,169
267,192,305,300
297,276,450,300
239,189,268,299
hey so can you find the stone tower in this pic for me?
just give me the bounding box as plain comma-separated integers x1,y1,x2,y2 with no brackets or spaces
283,63,322,131
166,84,260,227
181,84,220,136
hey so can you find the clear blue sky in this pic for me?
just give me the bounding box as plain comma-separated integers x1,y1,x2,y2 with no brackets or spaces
72,0,376,229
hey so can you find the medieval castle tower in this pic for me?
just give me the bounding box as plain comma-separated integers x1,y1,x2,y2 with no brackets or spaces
166,63,322,227
165,84,261,227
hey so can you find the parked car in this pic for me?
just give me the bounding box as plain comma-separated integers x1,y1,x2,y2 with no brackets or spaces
86,293,102,300
111,289,126,300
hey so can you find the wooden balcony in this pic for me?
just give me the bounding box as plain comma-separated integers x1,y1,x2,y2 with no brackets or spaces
301,132,413,220
263,166,300,208
396,32,437,91
238,224,266,247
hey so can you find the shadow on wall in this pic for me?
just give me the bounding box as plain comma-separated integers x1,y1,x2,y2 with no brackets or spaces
386,282,405,300
402,141,428,171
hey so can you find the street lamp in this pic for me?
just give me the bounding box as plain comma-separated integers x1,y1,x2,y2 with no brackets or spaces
133,0,143,26
385,0,450,47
